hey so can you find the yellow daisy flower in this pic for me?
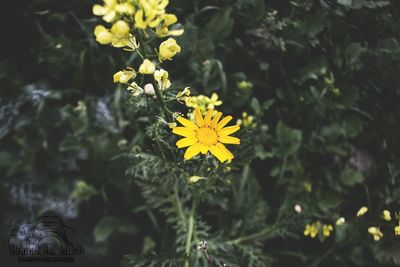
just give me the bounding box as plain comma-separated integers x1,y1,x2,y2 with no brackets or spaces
172,108,240,162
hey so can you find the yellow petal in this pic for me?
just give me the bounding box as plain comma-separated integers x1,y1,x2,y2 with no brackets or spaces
103,10,116,23
218,136,240,144
216,143,234,161
177,116,198,130
216,115,232,131
168,29,184,36
200,144,209,154
203,109,213,126
195,107,204,127
176,137,198,148
184,143,202,160
217,125,240,136
210,112,222,128
93,5,107,16
209,145,227,162
172,127,196,137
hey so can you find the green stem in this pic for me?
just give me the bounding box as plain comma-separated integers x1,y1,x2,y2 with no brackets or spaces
277,157,287,186
227,225,277,245
184,199,197,267
173,185,187,228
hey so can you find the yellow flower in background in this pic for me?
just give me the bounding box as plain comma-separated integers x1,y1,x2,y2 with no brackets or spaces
322,224,333,237
304,222,319,238
93,0,134,23
357,206,368,217
382,210,391,221
139,59,156,74
189,176,206,184
185,93,222,114
156,14,184,37
336,217,345,226
172,108,240,162
395,222,400,236
368,227,383,241
154,69,171,89
236,112,256,128
113,67,136,83
159,38,181,61
176,87,191,103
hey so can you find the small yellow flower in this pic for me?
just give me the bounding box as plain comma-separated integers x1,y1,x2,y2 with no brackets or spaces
172,108,240,162
159,38,181,61
156,13,184,37
322,224,333,237
304,182,312,192
382,210,391,221
176,87,191,103
93,0,117,22
395,222,400,236
368,227,383,241
236,112,256,128
113,68,136,83
154,69,171,89
139,59,156,74
357,206,368,217
189,176,206,184
336,217,345,226
94,21,132,48
304,222,319,238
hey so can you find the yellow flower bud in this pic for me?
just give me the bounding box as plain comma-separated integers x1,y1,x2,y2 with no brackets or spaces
357,206,368,217
336,217,345,226
382,210,391,221
159,38,181,61
368,227,383,241
139,59,156,74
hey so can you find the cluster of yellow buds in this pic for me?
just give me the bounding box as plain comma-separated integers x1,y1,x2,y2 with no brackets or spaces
181,93,223,121
93,0,135,23
304,221,333,239
368,227,383,241
236,112,256,128
93,0,183,97
184,93,222,114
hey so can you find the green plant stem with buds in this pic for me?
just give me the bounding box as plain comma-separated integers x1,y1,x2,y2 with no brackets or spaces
137,33,169,119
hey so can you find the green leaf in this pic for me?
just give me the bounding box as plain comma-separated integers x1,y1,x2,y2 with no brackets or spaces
274,121,302,157
205,8,234,42
340,168,364,186
93,216,137,242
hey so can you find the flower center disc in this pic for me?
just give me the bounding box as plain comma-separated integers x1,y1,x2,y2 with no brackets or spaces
197,127,218,145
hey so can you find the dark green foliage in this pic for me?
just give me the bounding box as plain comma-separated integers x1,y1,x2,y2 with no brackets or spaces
1,0,400,266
